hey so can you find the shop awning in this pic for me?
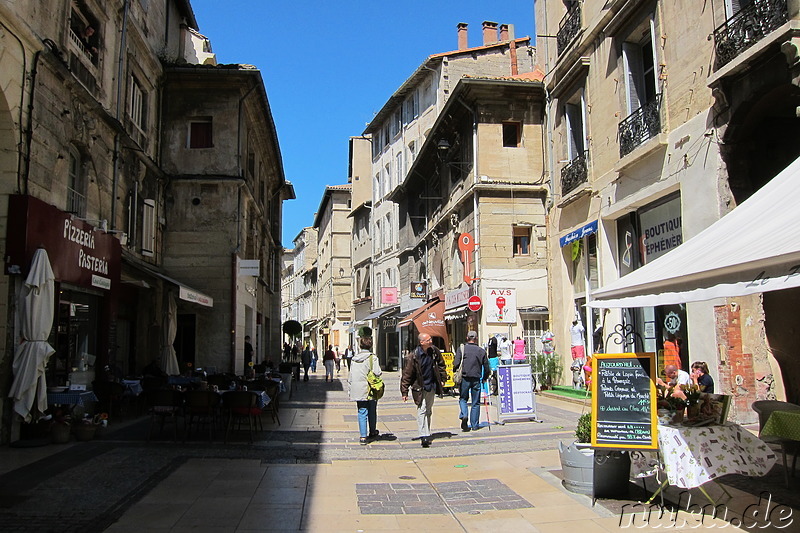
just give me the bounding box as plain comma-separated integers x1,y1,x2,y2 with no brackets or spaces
518,305,549,314
146,269,214,307
444,304,469,321
364,306,399,320
589,155,800,308
398,299,449,346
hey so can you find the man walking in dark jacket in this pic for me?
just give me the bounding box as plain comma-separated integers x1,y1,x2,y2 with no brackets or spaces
400,333,447,448
454,331,490,431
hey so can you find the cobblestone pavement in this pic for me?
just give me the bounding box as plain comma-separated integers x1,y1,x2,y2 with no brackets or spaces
1,369,797,531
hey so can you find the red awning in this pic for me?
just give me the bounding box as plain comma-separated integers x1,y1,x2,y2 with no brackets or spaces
398,299,450,349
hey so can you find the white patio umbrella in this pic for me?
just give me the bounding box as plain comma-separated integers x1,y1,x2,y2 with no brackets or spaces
8,248,56,422
161,291,180,375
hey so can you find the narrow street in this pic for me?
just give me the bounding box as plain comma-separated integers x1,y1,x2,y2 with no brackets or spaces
1,370,797,532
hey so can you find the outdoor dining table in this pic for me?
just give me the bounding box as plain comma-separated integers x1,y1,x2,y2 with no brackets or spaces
630,422,777,503
219,389,270,409
760,409,800,487
46,390,99,408
121,379,143,396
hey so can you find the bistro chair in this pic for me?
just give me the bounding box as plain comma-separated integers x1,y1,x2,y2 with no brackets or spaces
184,389,221,442
752,400,800,486
263,380,281,426
223,390,262,443
92,380,126,417
146,388,184,441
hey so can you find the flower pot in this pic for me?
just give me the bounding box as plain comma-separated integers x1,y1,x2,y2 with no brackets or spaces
74,424,97,441
559,441,594,495
686,404,700,420
670,409,685,424
51,423,72,444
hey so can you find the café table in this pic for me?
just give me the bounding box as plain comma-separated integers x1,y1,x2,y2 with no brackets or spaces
121,379,143,396
47,390,99,407
761,409,800,487
630,422,777,503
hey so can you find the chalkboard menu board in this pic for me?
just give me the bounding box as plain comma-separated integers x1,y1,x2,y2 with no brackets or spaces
591,353,657,450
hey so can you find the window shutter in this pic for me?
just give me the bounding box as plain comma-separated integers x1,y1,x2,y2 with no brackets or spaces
649,17,660,96
142,198,156,257
622,42,644,114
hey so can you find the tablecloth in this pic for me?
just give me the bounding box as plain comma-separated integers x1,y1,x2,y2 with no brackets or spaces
761,410,800,441
47,391,99,407
121,379,143,397
630,423,777,489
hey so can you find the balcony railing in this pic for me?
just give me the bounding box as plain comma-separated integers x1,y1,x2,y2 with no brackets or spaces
67,187,86,216
561,151,589,196
713,0,788,69
557,3,582,56
618,94,663,158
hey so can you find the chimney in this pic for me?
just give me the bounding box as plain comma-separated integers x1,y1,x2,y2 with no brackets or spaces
499,24,509,41
482,21,498,46
457,22,468,50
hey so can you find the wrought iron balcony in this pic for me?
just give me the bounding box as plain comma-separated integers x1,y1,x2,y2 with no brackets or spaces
560,151,588,196
713,0,788,69
557,3,582,56
618,94,663,158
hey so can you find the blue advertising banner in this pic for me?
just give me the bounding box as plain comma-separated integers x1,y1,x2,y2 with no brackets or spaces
559,220,598,248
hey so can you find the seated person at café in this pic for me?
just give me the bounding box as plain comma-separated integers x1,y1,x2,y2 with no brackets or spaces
690,361,714,393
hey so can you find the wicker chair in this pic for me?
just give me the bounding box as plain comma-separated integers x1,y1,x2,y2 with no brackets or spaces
184,390,221,441
146,388,184,441
752,400,800,487
223,391,262,443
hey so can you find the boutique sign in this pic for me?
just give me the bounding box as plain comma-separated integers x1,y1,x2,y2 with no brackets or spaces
5,195,121,291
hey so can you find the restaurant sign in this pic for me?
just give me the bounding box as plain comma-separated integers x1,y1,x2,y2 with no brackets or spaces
5,195,121,291
410,281,427,299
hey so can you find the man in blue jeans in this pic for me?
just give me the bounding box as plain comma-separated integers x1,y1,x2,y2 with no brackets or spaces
454,330,490,432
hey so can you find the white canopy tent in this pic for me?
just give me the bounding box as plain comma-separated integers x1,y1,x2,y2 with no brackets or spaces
589,155,800,308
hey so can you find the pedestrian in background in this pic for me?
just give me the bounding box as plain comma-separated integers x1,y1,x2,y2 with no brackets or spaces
323,345,336,382
453,331,490,432
401,333,447,448
300,344,312,382
310,348,318,373
348,327,381,445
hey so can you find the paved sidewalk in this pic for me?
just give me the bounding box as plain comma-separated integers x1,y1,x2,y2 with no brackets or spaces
1,368,798,531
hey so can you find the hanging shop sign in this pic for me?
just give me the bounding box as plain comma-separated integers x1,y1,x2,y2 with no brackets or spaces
381,287,398,305
457,232,479,285
445,286,471,309
410,281,428,299
238,259,260,277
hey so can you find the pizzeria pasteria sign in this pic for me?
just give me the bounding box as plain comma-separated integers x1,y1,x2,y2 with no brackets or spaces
5,195,121,291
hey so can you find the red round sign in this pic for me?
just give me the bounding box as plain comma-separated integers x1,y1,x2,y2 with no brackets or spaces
468,296,482,312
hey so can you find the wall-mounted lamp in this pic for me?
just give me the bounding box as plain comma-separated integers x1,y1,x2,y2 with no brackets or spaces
437,139,451,151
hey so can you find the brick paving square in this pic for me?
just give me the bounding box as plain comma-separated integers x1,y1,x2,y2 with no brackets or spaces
355,479,533,515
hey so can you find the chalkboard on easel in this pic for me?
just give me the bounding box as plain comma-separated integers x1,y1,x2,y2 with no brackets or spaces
591,353,657,450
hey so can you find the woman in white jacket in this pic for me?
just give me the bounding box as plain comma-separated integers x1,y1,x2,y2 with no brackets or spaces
348,328,382,445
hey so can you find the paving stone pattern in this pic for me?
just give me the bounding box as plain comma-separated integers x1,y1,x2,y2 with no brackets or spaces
343,414,415,422
356,478,533,515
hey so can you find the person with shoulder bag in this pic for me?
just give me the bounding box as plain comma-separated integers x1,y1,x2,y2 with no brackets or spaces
348,327,382,445
453,331,490,432
400,333,447,448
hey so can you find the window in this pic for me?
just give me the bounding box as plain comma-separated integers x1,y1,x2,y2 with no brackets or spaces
141,198,156,257
396,152,404,184
403,91,419,124
66,147,86,216
502,122,521,147
374,174,380,204
725,0,753,17
189,118,213,148
384,163,391,194
129,76,147,132
513,226,531,256
622,22,658,114
564,94,586,160
385,213,392,249
392,110,401,138
375,219,382,250
408,141,416,164
523,317,547,354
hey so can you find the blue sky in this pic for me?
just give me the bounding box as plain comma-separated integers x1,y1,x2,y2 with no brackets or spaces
190,1,536,247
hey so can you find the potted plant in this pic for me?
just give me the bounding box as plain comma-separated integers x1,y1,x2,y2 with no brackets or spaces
531,351,563,390
558,412,594,495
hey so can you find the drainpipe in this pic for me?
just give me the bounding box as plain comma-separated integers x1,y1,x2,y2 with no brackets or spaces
20,49,41,196
111,0,131,229
0,20,29,194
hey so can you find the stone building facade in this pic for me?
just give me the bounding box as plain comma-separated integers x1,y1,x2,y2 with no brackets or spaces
362,21,539,366
536,0,800,421
0,0,289,441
